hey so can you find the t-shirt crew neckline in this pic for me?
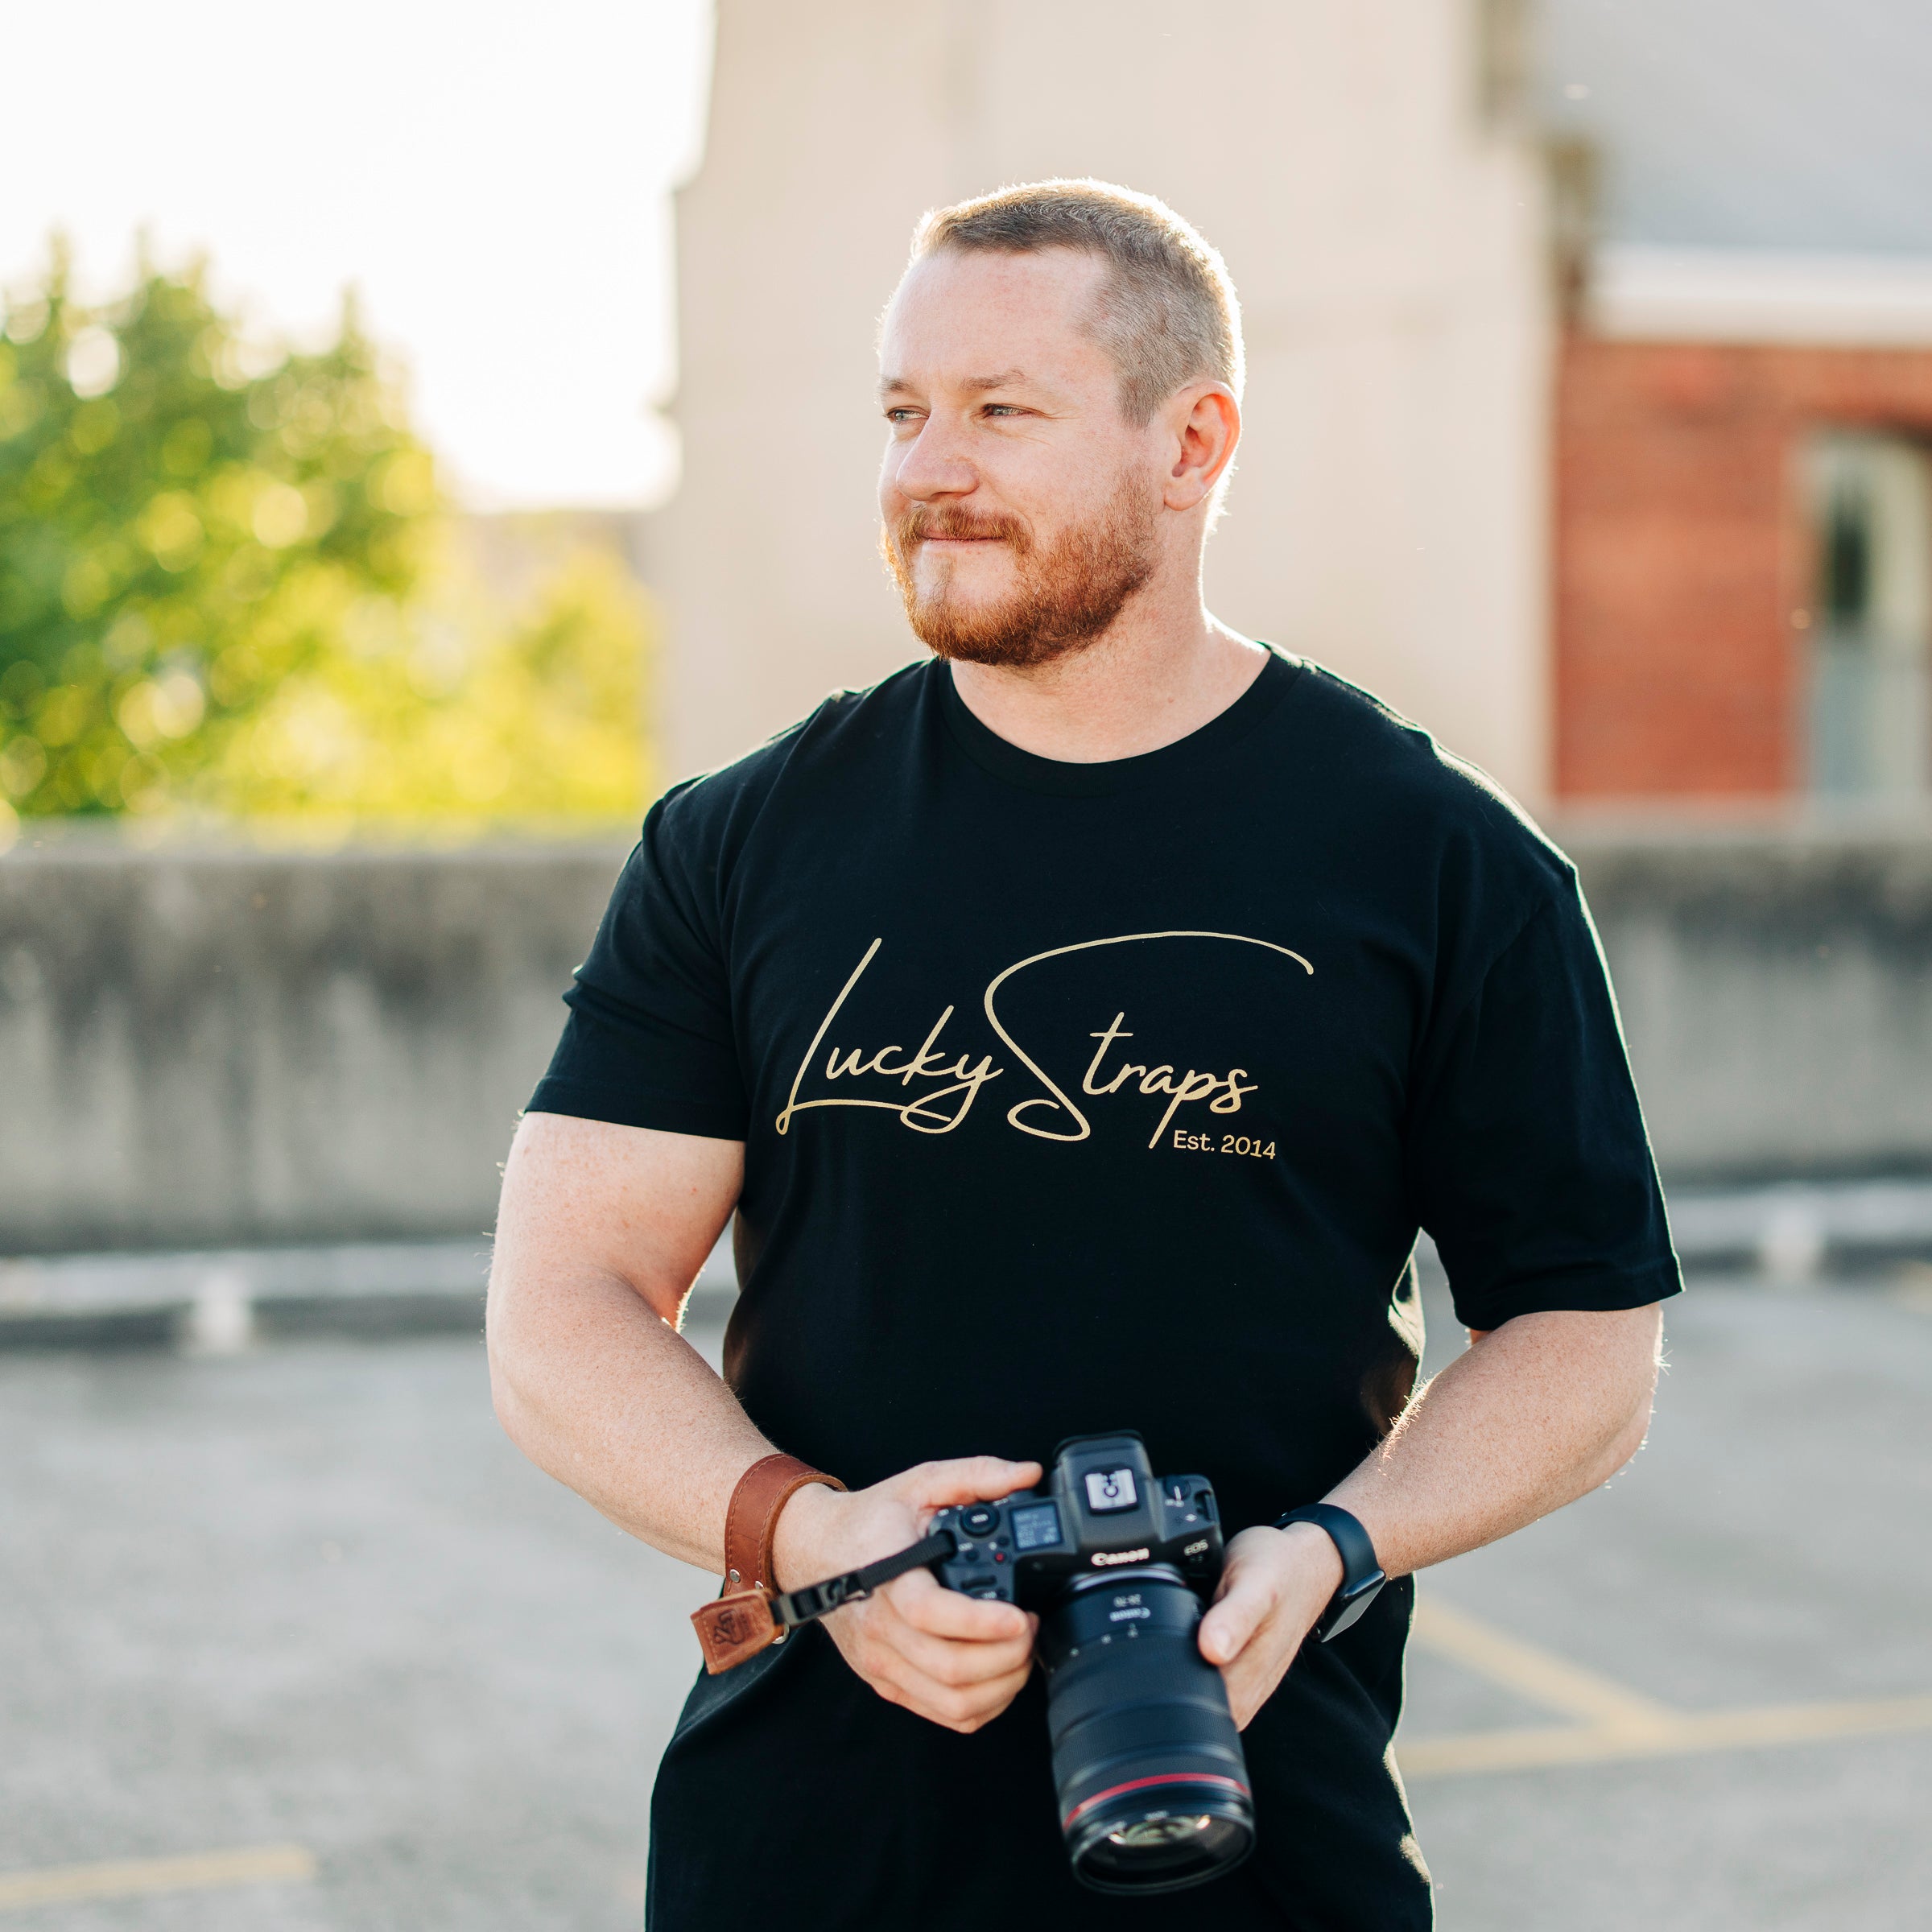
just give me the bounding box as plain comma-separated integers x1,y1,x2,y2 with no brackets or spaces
936,646,1302,797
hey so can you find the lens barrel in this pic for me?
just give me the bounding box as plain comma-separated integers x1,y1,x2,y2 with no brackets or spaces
1039,1567,1253,1895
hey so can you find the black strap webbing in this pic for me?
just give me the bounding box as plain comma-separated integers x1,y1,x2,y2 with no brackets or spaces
769,1529,957,1631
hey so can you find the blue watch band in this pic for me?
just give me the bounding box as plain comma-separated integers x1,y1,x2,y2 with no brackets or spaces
1274,1503,1387,1641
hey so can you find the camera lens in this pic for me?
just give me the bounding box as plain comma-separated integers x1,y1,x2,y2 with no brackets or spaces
1038,1566,1253,1895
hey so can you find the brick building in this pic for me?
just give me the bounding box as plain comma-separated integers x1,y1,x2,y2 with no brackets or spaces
1545,2,1932,806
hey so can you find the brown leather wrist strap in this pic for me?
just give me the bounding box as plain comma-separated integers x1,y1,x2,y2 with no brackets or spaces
691,1453,845,1674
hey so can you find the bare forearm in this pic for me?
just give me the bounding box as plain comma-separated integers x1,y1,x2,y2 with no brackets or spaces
1327,1304,1662,1579
486,1113,768,1575
488,1265,771,1571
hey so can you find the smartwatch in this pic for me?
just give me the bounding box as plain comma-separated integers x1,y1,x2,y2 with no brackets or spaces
1274,1503,1386,1641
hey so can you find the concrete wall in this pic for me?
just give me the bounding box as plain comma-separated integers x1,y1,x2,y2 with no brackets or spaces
0,836,629,1253
1570,825,1932,1182
5,829,1929,1254
662,0,1554,804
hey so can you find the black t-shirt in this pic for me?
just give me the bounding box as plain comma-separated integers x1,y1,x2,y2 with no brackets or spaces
530,650,1680,1931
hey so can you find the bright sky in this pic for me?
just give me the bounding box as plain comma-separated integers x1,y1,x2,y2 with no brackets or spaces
2,1,713,510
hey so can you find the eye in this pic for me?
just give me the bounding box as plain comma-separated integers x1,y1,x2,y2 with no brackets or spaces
885,406,924,426
982,403,1025,419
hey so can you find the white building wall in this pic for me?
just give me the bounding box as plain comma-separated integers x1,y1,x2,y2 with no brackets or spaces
663,0,1554,804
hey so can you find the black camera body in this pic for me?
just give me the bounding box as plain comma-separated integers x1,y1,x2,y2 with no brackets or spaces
929,1433,1253,1897
930,1434,1223,1607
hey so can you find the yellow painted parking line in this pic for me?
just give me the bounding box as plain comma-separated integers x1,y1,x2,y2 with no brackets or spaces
1410,1595,1678,1736
1402,1596,1932,1781
0,1843,316,1912
1401,1692,1932,1779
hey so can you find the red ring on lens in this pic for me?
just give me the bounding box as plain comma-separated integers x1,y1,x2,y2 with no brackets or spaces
1061,1773,1250,1831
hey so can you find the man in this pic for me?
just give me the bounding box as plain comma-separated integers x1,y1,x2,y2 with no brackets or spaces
488,180,1677,1928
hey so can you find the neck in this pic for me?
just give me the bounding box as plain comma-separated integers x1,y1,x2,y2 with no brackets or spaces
943,567,1266,763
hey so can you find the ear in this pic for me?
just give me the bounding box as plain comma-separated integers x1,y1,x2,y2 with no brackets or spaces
1161,384,1241,513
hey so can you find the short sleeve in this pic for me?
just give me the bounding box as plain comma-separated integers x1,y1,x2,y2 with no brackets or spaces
1405,877,1682,1331
526,791,749,1140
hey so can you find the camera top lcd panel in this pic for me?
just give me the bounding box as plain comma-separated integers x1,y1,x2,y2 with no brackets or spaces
929,1432,1223,1607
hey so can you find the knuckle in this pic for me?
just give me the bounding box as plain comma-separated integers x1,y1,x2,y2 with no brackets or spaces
914,1645,957,1685
937,1686,979,1724
931,1649,979,1688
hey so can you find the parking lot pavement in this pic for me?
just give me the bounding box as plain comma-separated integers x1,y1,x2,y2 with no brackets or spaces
1,1330,696,1932
3,1270,1930,1930
1404,1269,1932,1932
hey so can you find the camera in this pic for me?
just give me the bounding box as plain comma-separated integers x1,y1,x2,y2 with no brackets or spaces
928,1431,1253,1895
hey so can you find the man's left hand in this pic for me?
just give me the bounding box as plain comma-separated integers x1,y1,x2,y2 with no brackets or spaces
1196,1523,1346,1728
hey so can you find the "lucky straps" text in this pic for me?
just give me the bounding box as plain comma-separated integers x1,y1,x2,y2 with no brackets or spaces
774,931,1311,1148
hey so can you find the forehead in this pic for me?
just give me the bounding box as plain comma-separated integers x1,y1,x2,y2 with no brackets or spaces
880,248,1115,392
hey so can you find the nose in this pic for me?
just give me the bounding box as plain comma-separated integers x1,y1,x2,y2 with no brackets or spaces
888,412,979,505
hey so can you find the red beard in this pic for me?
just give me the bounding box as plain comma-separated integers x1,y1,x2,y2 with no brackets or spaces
881,477,1158,669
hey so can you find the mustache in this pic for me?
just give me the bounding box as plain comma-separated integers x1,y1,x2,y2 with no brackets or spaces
893,504,1032,551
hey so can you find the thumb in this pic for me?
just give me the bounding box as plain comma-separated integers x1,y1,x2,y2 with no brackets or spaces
898,1455,1042,1512
1199,1562,1274,1667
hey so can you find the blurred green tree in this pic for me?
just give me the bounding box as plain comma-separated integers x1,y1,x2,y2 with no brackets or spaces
0,241,650,840
219,535,654,823
0,241,431,819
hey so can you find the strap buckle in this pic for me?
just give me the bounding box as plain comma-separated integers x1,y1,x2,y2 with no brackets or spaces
693,1528,959,1674
770,1528,957,1630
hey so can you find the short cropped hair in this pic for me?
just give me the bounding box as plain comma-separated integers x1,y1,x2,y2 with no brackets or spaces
910,180,1245,426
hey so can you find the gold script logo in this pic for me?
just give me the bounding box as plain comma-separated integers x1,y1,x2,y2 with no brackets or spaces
775,931,1312,1149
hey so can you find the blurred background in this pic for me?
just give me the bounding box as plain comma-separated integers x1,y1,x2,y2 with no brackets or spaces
3,3,1930,1929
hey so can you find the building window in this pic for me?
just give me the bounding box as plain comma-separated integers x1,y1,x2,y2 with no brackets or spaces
1806,431,1932,799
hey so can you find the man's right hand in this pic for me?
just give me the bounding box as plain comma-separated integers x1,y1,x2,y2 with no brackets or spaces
771,1456,1042,1734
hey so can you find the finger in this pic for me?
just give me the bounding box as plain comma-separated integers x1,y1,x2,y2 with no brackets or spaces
1198,1564,1276,1667
898,1661,1035,1733
939,1662,1035,1731
894,1455,1042,1513
872,1597,1037,1687
843,1616,1033,1726
893,1624,1037,1693
1216,1626,1296,1732
888,1566,1030,1640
